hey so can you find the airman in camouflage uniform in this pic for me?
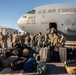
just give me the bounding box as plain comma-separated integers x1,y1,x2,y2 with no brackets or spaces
37,32,43,47
20,32,26,46
0,32,3,48
53,33,59,46
12,32,18,47
25,33,31,46
59,34,66,47
49,27,56,35
4,32,8,48
50,34,54,46
43,34,49,47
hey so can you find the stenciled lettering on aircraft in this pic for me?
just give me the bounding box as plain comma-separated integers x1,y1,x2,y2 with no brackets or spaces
38,9,56,14
31,20,35,22
43,9,47,13
28,16,35,19
38,8,76,14
42,15,45,18
27,16,36,24
58,8,76,13
48,9,56,13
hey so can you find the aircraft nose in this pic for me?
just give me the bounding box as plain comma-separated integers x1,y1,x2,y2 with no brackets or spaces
17,18,22,27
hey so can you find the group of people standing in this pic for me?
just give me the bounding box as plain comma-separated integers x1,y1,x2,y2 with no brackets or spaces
32,27,66,48
0,27,66,49
0,31,31,48
0,27,67,62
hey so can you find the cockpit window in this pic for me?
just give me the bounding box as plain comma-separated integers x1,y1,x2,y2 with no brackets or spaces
23,16,27,18
31,10,35,14
27,10,35,14
27,11,31,14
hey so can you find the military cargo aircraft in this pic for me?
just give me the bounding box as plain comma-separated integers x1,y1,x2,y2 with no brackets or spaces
17,3,76,40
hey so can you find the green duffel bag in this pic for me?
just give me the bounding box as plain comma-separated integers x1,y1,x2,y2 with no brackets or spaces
37,61,47,74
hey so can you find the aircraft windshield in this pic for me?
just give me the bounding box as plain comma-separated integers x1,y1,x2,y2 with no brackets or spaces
27,10,35,14
23,16,26,18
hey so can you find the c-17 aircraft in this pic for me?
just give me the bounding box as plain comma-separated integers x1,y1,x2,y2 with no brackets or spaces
18,3,76,40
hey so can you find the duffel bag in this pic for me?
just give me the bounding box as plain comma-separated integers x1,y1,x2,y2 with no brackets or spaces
37,61,47,74
1,56,18,67
11,57,28,70
40,47,49,62
1,59,10,67
12,48,22,58
23,57,37,71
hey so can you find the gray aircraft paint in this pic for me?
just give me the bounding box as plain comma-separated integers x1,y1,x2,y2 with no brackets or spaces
18,4,76,40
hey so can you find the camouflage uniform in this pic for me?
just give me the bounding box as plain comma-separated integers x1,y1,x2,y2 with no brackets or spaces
20,32,26,46
25,34,31,46
0,34,3,48
53,34,59,46
59,34,66,47
37,32,43,47
50,35,54,46
43,34,49,47
49,27,56,35
18,32,21,43
32,33,37,46
4,32,8,48
12,32,18,47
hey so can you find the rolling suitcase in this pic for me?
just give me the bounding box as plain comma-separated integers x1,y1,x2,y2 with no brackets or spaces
36,46,40,53
59,47,67,62
40,47,49,62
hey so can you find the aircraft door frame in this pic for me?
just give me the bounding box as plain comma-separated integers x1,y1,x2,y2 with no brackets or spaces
49,22,57,33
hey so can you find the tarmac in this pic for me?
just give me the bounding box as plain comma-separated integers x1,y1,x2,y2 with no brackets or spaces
0,63,68,75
